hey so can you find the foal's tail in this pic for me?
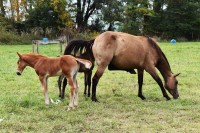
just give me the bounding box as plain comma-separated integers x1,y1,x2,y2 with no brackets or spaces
64,39,95,57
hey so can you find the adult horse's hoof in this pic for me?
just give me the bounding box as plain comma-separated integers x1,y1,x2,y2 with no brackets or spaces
91,97,99,102
165,96,171,100
138,95,146,100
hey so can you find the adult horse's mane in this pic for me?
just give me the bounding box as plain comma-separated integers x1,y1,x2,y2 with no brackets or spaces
147,37,171,70
64,39,95,56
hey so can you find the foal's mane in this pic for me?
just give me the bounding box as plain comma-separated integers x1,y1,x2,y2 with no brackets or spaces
147,37,171,70
22,53,47,60
64,39,95,57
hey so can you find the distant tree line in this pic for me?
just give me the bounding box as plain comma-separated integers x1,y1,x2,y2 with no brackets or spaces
0,0,200,41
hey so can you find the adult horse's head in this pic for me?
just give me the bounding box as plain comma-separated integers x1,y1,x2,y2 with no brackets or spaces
165,73,180,99
16,52,27,76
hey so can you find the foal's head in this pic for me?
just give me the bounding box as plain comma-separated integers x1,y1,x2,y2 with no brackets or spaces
16,52,28,75
165,73,180,99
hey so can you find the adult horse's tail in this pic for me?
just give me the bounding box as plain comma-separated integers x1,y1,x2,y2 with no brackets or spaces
64,39,95,58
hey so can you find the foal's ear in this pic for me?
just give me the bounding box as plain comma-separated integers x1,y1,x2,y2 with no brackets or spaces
174,73,181,77
17,52,22,58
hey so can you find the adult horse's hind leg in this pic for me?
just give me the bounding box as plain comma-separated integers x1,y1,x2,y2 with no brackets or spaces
146,67,170,100
92,65,107,102
137,69,146,100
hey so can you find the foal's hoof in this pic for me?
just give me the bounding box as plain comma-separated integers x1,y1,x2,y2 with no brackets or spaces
68,106,76,111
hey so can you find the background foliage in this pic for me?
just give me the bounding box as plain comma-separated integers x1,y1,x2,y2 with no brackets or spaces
0,0,200,44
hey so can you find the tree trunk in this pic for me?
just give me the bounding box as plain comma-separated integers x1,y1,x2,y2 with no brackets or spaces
0,0,5,17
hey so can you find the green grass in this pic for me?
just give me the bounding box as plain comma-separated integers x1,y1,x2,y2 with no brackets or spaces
0,42,200,132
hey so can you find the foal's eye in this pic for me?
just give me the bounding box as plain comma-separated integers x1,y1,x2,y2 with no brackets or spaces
175,81,178,84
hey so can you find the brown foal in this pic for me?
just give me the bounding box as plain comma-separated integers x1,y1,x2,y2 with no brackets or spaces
16,52,92,110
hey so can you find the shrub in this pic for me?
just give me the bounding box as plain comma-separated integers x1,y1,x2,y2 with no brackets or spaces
0,28,32,45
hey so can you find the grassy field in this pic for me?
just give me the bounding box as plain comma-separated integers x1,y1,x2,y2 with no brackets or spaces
0,42,200,132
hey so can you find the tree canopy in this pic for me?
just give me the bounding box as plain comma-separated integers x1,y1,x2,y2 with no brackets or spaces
0,0,199,40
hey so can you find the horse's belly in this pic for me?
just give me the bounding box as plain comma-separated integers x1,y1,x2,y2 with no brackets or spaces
110,57,144,70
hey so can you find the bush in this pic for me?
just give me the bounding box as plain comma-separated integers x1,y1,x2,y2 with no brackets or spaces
72,31,100,40
0,28,32,45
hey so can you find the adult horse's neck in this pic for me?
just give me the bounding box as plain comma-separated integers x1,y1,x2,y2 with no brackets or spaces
156,53,172,82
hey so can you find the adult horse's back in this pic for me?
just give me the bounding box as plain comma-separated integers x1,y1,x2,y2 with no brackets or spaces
92,31,180,101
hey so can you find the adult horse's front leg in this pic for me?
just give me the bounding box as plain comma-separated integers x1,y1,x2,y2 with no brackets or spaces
137,69,146,100
39,76,50,104
146,67,170,100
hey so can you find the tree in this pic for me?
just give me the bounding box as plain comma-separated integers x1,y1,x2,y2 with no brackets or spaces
51,0,73,30
68,0,105,30
163,0,200,40
25,0,59,36
0,0,6,17
101,0,124,31
119,0,153,35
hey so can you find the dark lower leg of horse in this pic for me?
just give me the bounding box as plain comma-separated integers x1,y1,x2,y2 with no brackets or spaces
84,74,87,96
87,72,92,97
157,78,170,100
148,69,170,100
58,76,62,97
61,78,67,99
92,74,100,102
137,69,145,100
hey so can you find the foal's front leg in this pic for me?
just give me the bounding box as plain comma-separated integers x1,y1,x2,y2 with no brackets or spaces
39,75,50,104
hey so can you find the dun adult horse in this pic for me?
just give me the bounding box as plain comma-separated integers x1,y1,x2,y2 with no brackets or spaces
58,39,95,98
73,31,180,101
16,52,92,110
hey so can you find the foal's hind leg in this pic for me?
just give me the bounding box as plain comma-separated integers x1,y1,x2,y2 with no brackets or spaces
146,67,170,100
137,69,146,100
67,76,76,110
73,76,79,107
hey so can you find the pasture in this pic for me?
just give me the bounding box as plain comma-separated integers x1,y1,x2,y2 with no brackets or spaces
0,42,200,132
